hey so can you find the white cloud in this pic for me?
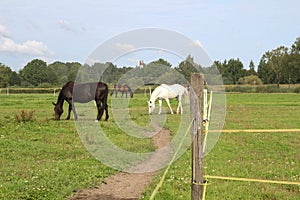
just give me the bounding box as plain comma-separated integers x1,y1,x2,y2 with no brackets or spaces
0,23,54,58
0,23,10,37
57,19,77,32
0,37,54,56
190,40,202,47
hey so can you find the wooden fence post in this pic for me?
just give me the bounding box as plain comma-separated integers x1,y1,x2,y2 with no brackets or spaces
190,73,204,200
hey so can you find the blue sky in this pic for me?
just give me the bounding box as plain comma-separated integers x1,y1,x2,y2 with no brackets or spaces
0,0,299,71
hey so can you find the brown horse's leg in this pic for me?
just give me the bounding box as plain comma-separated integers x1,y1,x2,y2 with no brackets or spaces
72,104,78,120
104,103,109,121
95,98,109,121
66,99,77,120
66,104,71,120
96,100,105,121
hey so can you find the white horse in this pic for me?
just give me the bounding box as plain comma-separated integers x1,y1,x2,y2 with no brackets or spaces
147,84,189,115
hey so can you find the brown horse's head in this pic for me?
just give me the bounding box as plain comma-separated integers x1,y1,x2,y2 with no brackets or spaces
52,102,63,120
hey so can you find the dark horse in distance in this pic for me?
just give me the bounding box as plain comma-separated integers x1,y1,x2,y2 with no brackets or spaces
53,81,109,121
110,84,133,98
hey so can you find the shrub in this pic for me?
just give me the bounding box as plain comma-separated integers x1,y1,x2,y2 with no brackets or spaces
238,75,263,85
294,86,300,93
14,110,35,123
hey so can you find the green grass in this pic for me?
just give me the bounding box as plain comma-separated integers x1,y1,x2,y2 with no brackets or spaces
142,93,300,200
0,94,153,199
1,93,300,199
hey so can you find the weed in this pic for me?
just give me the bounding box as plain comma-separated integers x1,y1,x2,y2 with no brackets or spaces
14,109,35,123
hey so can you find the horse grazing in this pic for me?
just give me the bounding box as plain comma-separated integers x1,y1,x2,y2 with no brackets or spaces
53,81,109,121
147,84,188,115
110,84,133,98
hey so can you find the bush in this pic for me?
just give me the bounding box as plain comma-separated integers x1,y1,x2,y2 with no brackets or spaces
238,75,263,85
294,86,300,93
14,110,35,123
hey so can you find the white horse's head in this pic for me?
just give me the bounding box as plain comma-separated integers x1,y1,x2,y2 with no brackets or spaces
147,100,155,114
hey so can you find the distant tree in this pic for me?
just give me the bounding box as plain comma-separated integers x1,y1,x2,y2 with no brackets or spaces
66,62,81,82
149,58,172,68
176,55,201,81
261,46,289,88
248,60,257,75
0,63,13,87
223,58,244,84
288,37,300,84
291,37,300,54
20,59,50,86
9,71,22,86
102,62,122,84
257,57,275,84
214,60,224,75
257,38,300,85
48,61,69,85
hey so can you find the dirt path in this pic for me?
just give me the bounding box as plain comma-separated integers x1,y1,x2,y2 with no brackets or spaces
69,128,171,200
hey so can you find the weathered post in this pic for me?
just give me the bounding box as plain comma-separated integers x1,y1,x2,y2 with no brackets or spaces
190,73,204,200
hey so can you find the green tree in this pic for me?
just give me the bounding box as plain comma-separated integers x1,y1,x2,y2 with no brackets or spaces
102,62,122,84
20,59,50,86
257,57,274,84
288,37,300,84
257,38,300,85
0,63,13,87
261,46,288,88
149,58,172,68
223,58,244,84
248,60,257,75
176,55,201,81
214,60,225,75
291,37,300,54
9,71,21,86
66,62,81,82
48,61,69,85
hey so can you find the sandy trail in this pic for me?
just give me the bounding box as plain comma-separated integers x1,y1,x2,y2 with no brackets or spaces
69,128,171,200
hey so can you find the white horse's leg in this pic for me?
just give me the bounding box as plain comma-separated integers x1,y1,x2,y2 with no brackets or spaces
177,101,182,114
158,99,162,114
176,96,183,114
165,98,174,114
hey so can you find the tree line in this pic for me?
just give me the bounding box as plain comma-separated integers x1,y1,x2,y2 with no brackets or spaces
0,37,299,88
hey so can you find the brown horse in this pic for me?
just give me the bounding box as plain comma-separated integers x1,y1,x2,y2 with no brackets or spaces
53,81,109,121
110,84,133,98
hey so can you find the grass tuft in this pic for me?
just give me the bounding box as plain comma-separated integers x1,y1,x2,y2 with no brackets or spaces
14,109,35,123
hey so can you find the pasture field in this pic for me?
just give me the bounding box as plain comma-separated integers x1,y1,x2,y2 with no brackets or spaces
0,93,300,199
142,93,300,199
